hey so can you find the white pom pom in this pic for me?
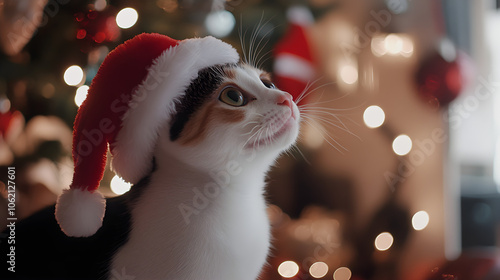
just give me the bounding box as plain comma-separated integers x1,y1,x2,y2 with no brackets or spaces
55,188,106,237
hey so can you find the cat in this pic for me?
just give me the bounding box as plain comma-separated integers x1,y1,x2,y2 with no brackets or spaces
0,62,300,279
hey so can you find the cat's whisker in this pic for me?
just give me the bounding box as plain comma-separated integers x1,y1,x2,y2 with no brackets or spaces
289,144,311,166
295,76,327,105
301,118,348,154
295,81,338,106
300,108,350,129
238,14,249,65
242,124,261,136
242,120,259,128
252,21,279,69
242,125,265,149
255,49,274,71
301,114,360,140
248,13,269,67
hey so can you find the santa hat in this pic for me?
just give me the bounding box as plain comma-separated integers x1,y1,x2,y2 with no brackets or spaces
55,33,239,237
273,6,316,103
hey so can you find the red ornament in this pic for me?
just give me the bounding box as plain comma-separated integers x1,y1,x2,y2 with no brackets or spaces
415,40,471,108
74,9,120,52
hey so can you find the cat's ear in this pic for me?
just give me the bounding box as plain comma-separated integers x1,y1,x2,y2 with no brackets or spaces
55,33,239,237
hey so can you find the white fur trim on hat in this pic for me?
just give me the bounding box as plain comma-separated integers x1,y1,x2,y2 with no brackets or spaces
55,188,106,237
111,36,239,184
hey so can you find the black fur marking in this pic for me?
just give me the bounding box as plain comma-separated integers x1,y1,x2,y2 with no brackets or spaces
0,161,157,280
0,195,132,280
169,64,236,141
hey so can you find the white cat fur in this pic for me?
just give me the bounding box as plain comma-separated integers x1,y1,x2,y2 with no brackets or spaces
111,65,300,280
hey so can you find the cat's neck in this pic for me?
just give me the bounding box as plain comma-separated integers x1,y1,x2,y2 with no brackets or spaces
111,153,273,279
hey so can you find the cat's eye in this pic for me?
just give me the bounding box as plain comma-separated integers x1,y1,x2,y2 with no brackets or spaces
219,87,246,107
261,79,276,89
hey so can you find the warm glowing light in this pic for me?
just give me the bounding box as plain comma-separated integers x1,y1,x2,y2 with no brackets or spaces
0,99,11,114
384,34,403,55
333,267,352,280
371,34,413,57
392,134,412,156
116,8,138,29
94,0,107,11
294,224,311,241
309,262,328,278
340,65,358,84
371,36,386,57
74,85,89,107
401,36,414,57
363,105,385,128
412,211,430,231
205,10,236,38
64,65,84,86
278,261,299,278
110,175,132,195
374,232,394,251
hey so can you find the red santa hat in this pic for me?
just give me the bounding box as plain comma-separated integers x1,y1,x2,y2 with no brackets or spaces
273,6,316,103
55,33,239,237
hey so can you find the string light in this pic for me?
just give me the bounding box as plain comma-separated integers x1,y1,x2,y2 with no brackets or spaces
392,134,412,156
64,65,84,86
74,85,89,107
384,34,404,55
412,211,430,231
309,261,328,278
277,261,299,278
333,267,352,280
116,8,138,29
205,10,236,38
339,65,358,84
371,34,414,57
374,232,394,251
110,175,132,195
363,105,385,128
371,36,387,57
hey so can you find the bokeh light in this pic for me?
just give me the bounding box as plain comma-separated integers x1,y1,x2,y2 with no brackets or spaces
384,34,404,55
309,261,328,278
371,36,387,57
278,260,299,278
371,34,413,57
110,175,132,195
339,65,358,84
205,10,236,38
363,105,385,128
374,232,394,251
412,211,430,231
63,65,84,86
74,85,89,107
333,267,352,280
116,8,138,29
392,134,412,156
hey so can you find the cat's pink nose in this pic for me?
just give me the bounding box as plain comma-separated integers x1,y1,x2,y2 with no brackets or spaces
277,93,296,118
277,93,293,108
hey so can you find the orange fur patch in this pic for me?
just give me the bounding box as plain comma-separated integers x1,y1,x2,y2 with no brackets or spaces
259,71,272,82
179,102,245,145
223,68,236,80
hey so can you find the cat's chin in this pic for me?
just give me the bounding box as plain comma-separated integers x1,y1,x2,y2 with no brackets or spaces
245,115,299,151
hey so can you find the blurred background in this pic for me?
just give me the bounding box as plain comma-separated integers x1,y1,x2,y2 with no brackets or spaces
1,0,500,279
